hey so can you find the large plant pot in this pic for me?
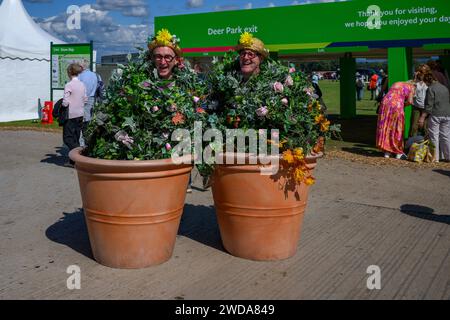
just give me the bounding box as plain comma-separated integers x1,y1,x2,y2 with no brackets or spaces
69,148,192,269
212,153,321,261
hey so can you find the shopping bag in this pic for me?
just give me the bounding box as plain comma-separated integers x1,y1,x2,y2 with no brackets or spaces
407,140,429,163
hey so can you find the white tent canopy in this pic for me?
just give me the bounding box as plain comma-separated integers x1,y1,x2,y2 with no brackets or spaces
0,0,64,122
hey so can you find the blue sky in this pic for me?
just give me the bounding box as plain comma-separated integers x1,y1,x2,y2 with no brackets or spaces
17,0,345,59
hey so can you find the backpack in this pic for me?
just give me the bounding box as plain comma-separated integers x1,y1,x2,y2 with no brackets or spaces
52,98,68,126
356,78,364,89
95,73,106,101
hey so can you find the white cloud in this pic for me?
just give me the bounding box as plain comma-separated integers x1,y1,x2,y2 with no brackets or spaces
35,5,152,59
244,3,253,9
93,0,149,17
268,2,276,7
187,0,204,8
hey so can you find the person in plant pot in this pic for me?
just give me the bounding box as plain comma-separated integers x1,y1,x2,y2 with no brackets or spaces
148,29,183,80
235,32,270,82
148,29,193,192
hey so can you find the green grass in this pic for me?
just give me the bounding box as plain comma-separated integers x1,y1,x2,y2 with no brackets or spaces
0,119,61,130
319,80,379,116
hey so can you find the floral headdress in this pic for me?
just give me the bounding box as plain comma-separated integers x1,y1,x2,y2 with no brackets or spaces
235,32,269,58
148,28,182,57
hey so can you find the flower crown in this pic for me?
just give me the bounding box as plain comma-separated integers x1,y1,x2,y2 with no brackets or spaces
236,32,269,58
148,28,182,56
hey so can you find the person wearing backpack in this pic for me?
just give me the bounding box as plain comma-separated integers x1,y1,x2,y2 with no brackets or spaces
356,73,365,101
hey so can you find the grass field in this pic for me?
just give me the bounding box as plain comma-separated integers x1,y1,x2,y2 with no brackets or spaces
319,80,379,116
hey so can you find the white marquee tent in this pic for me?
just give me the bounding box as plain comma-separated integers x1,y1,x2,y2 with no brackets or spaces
0,0,64,122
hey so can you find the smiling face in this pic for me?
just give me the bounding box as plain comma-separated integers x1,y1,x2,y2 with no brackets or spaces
152,46,178,79
239,49,262,80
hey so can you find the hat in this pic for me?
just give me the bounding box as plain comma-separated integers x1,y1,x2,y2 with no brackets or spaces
148,28,183,57
235,32,269,59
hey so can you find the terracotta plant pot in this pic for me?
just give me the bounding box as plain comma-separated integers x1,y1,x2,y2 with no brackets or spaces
212,153,322,261
69,148,192,269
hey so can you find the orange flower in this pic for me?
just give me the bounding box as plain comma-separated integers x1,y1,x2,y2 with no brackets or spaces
315,114,325,124
320,120,330,132
196,107,206,114
172,112,185,125
282,150,295,164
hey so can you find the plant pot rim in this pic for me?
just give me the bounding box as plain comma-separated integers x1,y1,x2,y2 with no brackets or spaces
69,147,192,171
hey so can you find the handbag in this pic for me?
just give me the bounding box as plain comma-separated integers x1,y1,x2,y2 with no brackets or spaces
52,98,69,126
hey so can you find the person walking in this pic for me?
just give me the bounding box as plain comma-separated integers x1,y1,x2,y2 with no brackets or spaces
369,72,379,100
418,72,450,162
376,81,416,159
62,63,87,166
356,73,365,101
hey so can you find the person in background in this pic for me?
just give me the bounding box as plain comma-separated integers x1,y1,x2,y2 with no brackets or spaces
409,64,430,137
369,72,379,100
78,60,98,144
376,80,416,159
355,72,365,101
62,63,87,167
376,69,389,114
427,60,449,89
419,72,450,162
311,72,327,114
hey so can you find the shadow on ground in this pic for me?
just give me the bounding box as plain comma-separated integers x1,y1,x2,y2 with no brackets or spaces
178,204,224,252
329,115,377,145
40,146,68,167
400,204,450,225
45,209,93,259
433,169,450,178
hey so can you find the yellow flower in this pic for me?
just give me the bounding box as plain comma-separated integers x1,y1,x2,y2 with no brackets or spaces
239,32,254,47
313,100,321,110
320,120,330,132
156,29,172,46
315,114,325,124
305,176,315,186
283,150,295,164
293,148,304,161
294,167,305,183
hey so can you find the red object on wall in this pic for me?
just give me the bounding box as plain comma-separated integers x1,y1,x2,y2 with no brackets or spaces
41,101,53,124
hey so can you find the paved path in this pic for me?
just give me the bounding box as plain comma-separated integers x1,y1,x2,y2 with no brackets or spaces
0,130,449,300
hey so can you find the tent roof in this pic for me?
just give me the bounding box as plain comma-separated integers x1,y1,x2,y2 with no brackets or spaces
0,0,64,60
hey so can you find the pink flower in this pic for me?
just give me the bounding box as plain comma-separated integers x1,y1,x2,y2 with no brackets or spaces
284,75,294,87
193,96,200,103
273,82,284,93
165,143,172,151
271,131,280,139
258,129,266,135
281,98,289,105
256,106,268,117
142,81,150,87
151,106,159,112
289,67,296,73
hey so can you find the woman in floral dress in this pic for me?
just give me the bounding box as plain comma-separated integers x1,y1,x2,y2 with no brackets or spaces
376,81,416,159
